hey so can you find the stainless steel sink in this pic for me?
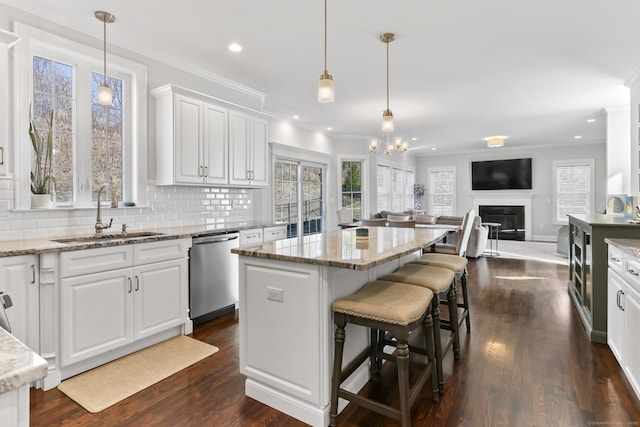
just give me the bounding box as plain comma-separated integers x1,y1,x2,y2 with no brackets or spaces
52,231,165,244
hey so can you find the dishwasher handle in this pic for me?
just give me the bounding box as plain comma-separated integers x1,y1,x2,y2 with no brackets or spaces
194,234,239,244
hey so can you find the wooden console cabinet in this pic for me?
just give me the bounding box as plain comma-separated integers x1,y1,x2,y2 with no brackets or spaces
568,213,640,343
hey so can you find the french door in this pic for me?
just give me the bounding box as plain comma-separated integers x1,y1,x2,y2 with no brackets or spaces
274,160,325,238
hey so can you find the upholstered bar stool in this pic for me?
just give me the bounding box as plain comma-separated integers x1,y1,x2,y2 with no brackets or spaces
378,264,457,391
410,253,471,332
330,280,438,427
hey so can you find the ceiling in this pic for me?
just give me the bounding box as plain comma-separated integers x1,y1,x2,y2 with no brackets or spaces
3,0,640,155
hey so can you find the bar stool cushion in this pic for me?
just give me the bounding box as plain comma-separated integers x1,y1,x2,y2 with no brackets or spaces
332,280,433,326
379,264,455,293
411,253,468,273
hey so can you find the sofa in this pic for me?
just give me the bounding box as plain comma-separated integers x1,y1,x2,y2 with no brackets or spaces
435,215,489,258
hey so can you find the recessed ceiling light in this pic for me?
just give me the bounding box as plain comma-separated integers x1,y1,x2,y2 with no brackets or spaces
228,43,242,52
411,137,417,141
293,115,299,120
586,118,596,123
327,127,332,131
574,135,582,139
431,147,437,151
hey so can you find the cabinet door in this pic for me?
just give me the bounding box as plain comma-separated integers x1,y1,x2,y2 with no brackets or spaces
133,259,187,340
624,283,640,398
229,110,251,185
0,255,37,344
203,103,228,185
60,269,134,366
607,269,625,364
250,117,269,187
174,94,204,183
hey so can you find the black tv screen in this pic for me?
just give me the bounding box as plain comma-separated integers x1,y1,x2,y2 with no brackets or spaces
471,158,532,190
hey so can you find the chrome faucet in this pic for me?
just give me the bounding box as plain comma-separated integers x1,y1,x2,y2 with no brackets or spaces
95,183,113,237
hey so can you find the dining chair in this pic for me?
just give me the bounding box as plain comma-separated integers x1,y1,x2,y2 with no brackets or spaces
362,218,387,227
336,207,353,227
387,219,416,228
387,214,411,221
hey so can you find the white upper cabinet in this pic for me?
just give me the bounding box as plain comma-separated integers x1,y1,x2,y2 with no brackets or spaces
153,85,267,188
228,110,268,187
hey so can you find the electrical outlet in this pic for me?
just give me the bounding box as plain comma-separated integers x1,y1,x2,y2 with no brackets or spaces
267,287,284,303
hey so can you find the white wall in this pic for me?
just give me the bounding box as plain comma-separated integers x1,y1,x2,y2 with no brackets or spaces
416,143,607,241
606,106,631,194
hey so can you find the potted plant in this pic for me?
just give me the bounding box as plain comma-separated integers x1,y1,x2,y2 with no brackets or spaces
29,109,54,208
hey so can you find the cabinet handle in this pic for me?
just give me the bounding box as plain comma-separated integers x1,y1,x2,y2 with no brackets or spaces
135,276,140,291
128,277,132,293
611,256,621,263
620,290,625,311
199,165,204,177
31,264,36,284
617,290,622,310
629,268,639,277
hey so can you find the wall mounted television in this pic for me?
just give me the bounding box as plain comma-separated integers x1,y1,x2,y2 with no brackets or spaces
471,158,532,190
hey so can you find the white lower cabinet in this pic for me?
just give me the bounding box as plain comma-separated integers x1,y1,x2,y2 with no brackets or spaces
607,245,640,400
52,239,191,381
0,255,37,346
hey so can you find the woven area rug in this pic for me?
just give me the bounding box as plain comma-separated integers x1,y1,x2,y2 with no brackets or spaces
57,335,218,413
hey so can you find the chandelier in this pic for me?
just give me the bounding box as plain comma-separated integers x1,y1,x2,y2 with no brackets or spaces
369,135,408,155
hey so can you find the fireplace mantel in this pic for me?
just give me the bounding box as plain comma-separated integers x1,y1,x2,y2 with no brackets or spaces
472,194,533,240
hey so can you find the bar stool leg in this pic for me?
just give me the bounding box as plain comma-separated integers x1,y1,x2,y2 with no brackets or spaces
461,269,471,332
447,284,461,359
422,303,439,401
395,340,411,427
431,294,444,391
330,317,346,427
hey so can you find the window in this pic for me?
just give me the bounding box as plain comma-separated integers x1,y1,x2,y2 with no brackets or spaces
274,160,325,237
16,23,146,209
341,160,363,220
553,159,594,224
428,166,456,216
376,163,414,212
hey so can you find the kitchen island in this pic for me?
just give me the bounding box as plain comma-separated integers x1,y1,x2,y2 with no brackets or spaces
231,227,448,427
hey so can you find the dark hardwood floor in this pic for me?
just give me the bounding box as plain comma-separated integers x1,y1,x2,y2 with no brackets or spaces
30,255,640,426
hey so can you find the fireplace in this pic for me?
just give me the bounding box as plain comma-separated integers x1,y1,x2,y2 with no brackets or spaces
478,205,525,241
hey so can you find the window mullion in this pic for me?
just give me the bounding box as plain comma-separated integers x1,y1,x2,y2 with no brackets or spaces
75,62,93,204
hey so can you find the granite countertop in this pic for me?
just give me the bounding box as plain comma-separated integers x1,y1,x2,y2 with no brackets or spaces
605,238,640,258
0,221,274,258
0,328,47,394
231,227,448,270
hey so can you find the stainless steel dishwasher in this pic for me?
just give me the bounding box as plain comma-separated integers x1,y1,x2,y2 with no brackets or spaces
189,232,239,325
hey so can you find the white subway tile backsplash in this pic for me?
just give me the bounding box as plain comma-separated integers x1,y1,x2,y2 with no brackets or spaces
0,185,256,242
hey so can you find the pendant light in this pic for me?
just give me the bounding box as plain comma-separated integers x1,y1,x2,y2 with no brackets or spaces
380,32,395,132
95,11,116,106
317,0,334,102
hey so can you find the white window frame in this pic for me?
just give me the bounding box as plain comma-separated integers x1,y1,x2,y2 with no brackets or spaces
376,160,415,213
337,155,368,220
13,22,147,210
552,159,594,225
427,166,456,216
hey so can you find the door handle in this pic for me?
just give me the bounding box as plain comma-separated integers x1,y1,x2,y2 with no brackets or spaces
31,264,36,284
135,276,140,291
128,277,132,293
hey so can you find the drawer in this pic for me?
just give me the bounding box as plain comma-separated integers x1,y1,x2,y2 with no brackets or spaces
608,246,624,275
263,225,287,242
60,245,133,278
240,229,263,245
133,238,190,265
625,257,640,292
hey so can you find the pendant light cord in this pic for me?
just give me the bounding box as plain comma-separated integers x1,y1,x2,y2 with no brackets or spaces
386,41,389,110
323,0,328,73
103,18,107,85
